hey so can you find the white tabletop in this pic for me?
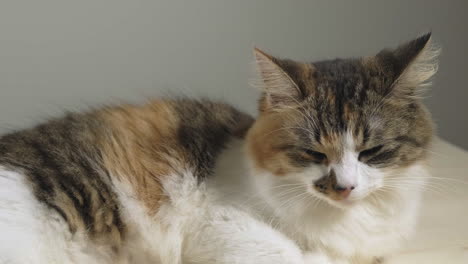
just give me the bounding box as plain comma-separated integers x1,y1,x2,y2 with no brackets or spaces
387,139,468,263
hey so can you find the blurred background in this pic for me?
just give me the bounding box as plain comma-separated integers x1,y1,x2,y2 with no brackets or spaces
0,0,467,149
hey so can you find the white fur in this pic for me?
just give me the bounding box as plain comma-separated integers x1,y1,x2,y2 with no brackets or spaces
113,166,306,264
0,135,427,263
0,164,306,264
0,167,122,264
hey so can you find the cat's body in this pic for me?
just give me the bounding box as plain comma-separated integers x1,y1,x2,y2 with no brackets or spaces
0,100,272,264
0,34,438,264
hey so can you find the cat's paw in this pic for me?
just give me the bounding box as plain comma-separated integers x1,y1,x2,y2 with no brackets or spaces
373,257,384,264
303,252,383,264
303,252,335,264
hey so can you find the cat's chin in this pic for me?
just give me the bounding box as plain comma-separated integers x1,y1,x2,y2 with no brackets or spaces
323,197,357,210
308,190,361,210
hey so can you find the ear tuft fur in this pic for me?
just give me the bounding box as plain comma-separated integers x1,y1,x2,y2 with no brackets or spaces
382,33,441,99
393,33,440,98
252,47,303,110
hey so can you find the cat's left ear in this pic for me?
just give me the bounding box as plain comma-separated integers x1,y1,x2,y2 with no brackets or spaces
377,33,440,98
253,47,307,111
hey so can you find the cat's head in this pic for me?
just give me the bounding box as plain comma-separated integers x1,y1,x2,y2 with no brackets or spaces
246,33,438,208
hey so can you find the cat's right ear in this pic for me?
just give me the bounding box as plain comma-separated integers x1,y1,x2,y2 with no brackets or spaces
253,47,304,111
376,33,440,99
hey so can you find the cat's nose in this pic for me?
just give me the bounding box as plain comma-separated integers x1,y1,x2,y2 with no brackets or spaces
332,184,355,198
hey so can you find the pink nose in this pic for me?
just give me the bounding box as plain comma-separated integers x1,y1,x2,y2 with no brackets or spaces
333,185,355,198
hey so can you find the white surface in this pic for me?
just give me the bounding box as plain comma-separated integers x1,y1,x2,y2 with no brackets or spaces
386,139,468,263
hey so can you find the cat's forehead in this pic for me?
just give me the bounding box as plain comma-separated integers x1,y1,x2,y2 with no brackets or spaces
310,58,388,101
289,59,393,135
314,58,365,78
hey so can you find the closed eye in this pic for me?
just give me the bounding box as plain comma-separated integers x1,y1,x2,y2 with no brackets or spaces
359,145,383,160
302,149,327,162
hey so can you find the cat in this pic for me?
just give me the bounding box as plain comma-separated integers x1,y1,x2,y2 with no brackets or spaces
0,33,438,264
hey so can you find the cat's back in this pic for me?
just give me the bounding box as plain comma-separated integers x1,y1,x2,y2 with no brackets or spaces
0,98,253,263
0,110,121,263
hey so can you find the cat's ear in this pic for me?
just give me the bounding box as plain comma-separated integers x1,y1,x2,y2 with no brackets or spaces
253,47,305,110
377,33,440,98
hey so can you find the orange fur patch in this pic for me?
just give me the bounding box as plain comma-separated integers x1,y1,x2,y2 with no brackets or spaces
99,100,184,214
247,111,303,176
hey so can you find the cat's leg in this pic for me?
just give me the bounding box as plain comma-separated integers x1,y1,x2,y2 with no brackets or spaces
0,168,71,264
181,205,306,264
303,251,354,264
303,252,382,264
303,252,337,264
0,168,111,264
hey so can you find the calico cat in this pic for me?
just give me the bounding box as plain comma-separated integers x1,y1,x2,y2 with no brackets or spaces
0,33,438,264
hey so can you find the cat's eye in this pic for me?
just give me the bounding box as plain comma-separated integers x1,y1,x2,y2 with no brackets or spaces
302,149,327,162
359,145,384,160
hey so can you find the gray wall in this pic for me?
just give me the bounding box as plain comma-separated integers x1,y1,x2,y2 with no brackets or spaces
0,0,467,149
